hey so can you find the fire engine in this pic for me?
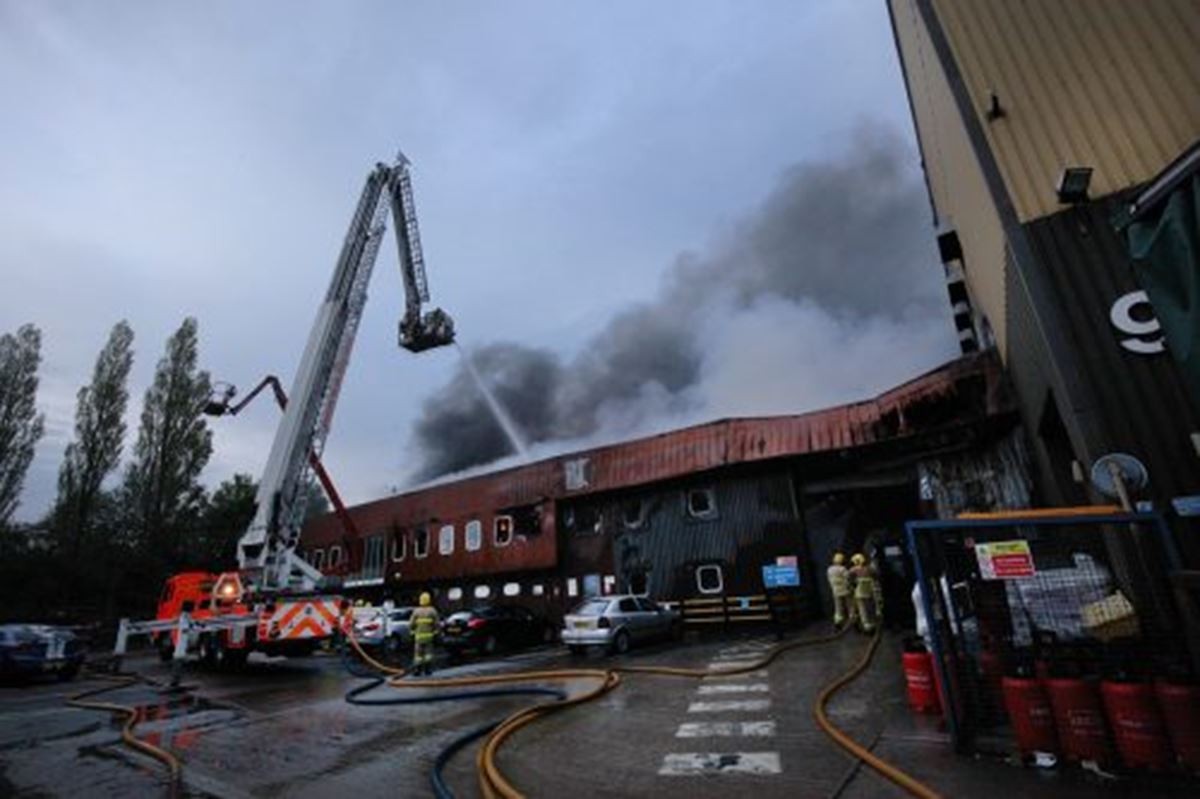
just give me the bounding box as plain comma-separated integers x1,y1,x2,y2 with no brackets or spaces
114,153,454,668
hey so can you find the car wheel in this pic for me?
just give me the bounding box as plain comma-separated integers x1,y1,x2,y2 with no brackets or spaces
482,635,498,655
611,630,631,655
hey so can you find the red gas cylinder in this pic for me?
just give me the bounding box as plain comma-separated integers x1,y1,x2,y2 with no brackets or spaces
1155,680,1200,772
903,650,941,714
1002,676,1058,756
1044,677,1110,764
1101,680,1172,771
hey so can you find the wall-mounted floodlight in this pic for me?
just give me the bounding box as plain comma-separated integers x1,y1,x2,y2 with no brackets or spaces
1057,167,1093,204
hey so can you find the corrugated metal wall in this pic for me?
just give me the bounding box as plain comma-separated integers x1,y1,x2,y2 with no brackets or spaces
1024,194,1200,538
559,468,809,602
932,0,1200,222
889,0,1012,357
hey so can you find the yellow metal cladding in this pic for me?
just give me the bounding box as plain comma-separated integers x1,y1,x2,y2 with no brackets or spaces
891,0,1009,356
932,0,1200,222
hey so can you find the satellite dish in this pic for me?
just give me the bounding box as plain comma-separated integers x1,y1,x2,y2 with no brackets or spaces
1090,453,1148,499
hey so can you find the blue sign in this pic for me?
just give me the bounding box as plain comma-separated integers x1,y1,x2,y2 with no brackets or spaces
761,564,800,588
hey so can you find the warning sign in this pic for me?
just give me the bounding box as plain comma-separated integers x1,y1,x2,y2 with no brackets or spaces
975,540,1035,580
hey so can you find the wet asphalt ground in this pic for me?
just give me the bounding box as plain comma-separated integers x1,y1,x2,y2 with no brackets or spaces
2,629,1197,798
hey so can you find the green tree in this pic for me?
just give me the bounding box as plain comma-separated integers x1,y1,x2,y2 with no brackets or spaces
123,318,212,567
55,320,134,555
0,324,45,527
192,473,258,570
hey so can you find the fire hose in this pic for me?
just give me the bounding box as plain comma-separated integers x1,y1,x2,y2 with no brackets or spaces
342,619,941,799
65,669,183,796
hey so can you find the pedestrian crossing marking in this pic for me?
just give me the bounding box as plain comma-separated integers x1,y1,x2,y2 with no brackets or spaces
658,752,781,775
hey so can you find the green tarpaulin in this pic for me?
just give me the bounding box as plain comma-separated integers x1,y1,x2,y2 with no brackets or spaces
1125,174,1200,406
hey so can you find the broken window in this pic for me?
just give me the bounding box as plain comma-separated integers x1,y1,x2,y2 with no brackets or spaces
494,515,513,547
329,545,343,568
686,488,718,519
391,531,406,562
696,564,723,595
622,500,645,529
414,528,429,559
312,549,326,570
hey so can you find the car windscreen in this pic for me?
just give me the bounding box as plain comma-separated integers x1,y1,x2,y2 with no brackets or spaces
390,609,413,621
572,599,611,617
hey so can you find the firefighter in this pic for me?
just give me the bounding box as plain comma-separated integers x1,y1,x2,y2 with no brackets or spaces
410,592,440,676
850,553,877,633
827,552,852,628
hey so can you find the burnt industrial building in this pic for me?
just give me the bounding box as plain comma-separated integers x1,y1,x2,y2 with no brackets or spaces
302,351,1025,623
889,0,1200,565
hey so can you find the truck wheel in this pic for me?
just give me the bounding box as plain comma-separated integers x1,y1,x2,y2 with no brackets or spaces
156,635,175,663
611,630,631,655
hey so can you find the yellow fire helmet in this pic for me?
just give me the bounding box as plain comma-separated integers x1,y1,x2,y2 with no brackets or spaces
832,552,845,565
419,592,432,607
851,553,866,567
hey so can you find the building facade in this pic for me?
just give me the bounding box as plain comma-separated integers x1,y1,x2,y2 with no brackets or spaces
302,352,1024,623
889,0,1200,563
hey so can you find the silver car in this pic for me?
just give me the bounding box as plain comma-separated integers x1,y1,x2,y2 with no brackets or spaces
561,595,681,655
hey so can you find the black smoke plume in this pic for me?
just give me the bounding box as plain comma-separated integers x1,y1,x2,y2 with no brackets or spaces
411,128,956,481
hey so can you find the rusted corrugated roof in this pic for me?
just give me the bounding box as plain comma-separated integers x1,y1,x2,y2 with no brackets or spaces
305,351,1006,547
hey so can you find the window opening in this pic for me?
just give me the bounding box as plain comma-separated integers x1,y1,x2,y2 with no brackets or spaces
391,531,406,562
503,582,520,597
686,488,718,519
474,585,491,599
696,564,723,595
466,520,482,551
622,500,645,529
439,524,455,556
329,545,343,568
448,587,463,601
494,515,514,547
414,528,429,559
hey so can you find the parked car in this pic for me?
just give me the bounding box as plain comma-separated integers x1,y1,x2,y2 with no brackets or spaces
440,605,550,656
561,595,681,655
352,606,414,653
0,624,86,681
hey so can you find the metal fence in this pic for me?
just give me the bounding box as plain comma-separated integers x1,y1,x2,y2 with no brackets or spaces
905,511,1194,764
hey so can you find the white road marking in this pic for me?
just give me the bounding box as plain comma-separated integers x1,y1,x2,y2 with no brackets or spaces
675,721,776,738
697,683,770,694
707,660,760,671
703,669,769,680
658,752,781,775
688,699,771,713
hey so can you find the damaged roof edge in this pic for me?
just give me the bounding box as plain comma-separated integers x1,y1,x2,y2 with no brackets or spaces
306,350,1010,531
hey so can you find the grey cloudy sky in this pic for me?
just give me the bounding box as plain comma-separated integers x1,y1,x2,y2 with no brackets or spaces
1,1,956,521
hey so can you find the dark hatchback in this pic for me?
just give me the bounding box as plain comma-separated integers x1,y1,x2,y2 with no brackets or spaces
0,625,86,681
440,605,550,656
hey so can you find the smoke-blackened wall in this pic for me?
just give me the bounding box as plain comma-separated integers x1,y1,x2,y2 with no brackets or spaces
411,128,958,481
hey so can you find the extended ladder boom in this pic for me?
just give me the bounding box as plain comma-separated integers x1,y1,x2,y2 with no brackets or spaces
237,155,454,593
